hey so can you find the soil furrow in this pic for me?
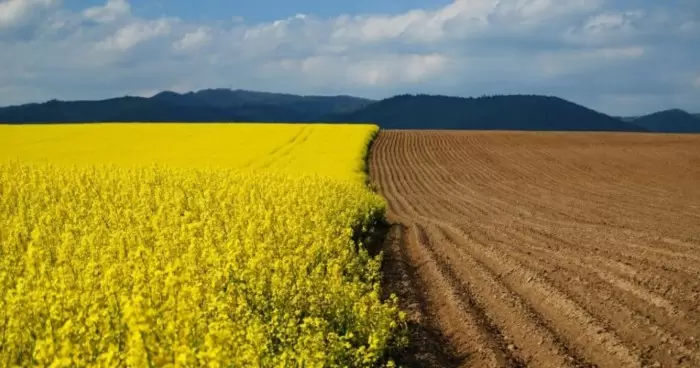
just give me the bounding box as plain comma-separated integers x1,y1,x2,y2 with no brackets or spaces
370,130,700,368
404,223,506,367
380,224,467,367
442,223,643,368
479,225,700,367
429,224,590,368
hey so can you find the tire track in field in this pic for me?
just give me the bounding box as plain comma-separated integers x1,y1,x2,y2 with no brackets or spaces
250,124,312,170
371,130,700,368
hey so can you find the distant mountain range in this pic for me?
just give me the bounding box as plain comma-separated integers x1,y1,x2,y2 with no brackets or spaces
1,89,698,133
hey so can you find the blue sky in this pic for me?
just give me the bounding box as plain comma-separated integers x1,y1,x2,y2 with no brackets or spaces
1,0,699,115
65,0,455,22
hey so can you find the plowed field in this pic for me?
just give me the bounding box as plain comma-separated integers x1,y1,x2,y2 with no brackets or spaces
370,130,700,368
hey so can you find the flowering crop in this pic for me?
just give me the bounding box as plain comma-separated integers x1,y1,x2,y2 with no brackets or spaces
0,123,375,183
0,124,403,367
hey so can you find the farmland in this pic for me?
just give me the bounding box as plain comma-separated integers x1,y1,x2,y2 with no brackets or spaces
0,123,375,183
4,123,700,368
0,124,401,367
371,131,700,368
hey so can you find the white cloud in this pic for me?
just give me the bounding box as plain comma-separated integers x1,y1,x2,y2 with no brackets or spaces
0,0,58,28
274,53,450,87
563,9,648,46
679,20,699,33
583,11,643,33
538,46,645,77
174,27,211,50
601,46,645,58
83,0,130,23
96,18,173,51
495,0,603,24
340,9,448,43
693,76,700,88
0,0,698,115
329,0,603,44
402,54,449,82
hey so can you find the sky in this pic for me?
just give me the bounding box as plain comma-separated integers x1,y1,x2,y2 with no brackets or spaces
0,0,699,115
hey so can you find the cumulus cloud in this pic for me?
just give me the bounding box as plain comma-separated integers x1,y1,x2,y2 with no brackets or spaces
0,0,698,115
537,46,645,78
83,0,130,23
329,0,602,45
580,10,644,36
173,27,211,50
0,0,55,27
95,18,173,52
272,53,450,87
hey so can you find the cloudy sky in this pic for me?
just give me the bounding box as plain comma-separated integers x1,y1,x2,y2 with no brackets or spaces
1,0,698,115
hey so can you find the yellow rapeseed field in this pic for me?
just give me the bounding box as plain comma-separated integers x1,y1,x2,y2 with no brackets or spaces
0,123,403,367
0,123,375,183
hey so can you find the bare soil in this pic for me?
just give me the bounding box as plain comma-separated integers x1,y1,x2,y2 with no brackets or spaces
371,130,700,368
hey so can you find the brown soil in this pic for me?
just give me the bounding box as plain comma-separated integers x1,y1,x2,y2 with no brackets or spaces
371,130,700,368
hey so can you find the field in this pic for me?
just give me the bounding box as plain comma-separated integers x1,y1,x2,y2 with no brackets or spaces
0,123,374,182
4,124,700,367
0,124,402,367
371,131,700,368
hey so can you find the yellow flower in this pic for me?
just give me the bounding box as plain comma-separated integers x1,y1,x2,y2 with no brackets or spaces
0,124,402,367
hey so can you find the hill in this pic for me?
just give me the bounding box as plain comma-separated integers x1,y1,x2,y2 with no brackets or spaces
0,89,373,123
629,109,700,133
0,97,244,123
151,89,373,117
324,94,647,132
8,89,696,133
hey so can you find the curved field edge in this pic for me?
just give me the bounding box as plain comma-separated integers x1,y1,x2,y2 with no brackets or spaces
0,124,404,367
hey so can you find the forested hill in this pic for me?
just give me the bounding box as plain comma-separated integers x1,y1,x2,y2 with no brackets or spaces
625,109,700,133
0,89,373,124
324,94,648,132
3,89,699,132
150,89,373,116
